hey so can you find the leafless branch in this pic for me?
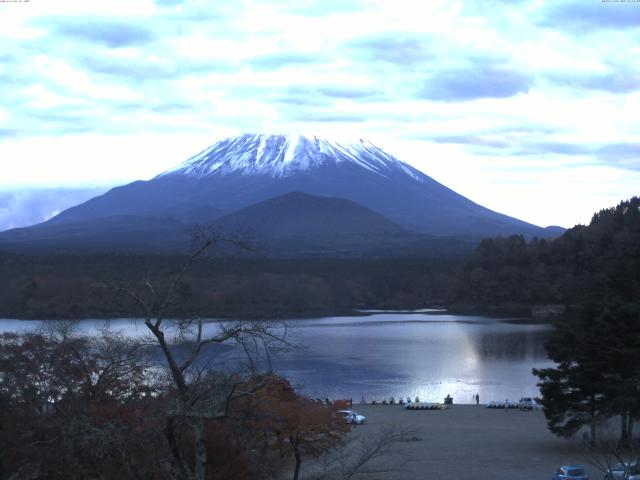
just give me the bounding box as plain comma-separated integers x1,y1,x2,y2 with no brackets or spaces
309,426,418,480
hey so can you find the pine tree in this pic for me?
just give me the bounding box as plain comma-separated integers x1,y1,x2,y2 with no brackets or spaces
594,302,640,446
533,306,608,445
534,302,640,446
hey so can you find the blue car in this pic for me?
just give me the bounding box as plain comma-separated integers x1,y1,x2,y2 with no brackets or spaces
553,465,589,480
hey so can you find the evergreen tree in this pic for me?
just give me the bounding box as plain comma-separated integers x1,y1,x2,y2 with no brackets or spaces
534,302,640,446
594,302,640,446
533,306,608,445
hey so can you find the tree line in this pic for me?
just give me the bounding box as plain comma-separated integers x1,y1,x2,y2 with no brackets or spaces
452,196,640,315
456,197,640,448
0,255,459,319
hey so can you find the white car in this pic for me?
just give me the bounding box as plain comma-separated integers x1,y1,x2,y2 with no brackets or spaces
338,410,366,424
604,462,640,480
518,397,540,410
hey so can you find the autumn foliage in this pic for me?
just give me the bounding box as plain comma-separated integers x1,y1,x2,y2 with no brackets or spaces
0,330,350,480
235,377,351,480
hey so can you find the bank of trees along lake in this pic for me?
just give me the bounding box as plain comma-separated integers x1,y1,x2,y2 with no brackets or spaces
0,255,459,320
456,197,640,450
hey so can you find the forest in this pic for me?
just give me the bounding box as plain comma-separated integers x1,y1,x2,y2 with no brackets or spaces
0,254,459,319
451,197,640,316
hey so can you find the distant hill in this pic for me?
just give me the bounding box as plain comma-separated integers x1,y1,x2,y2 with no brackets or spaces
214,191,406,239
213,192,478,258
542,225,566,237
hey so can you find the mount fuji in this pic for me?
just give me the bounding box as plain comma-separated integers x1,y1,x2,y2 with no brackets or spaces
0,134,561,255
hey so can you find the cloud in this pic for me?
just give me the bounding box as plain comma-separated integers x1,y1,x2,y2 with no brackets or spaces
285,106,367,123
0,187,109,232
80,55,178,80
515,142,639,171
426,133,640,171
0,128,20,139
539,1,640,32
275,89,328,107
284,0,368,17
430,135,511,149
0,54,27,87
294,113,366,123
427,135,587,157
48,18,155,48
318,86,380,99
513,141,589,156
595,143,640,170
155,0,184,6
150,102,193,113
549,69,640,94
78,52,233,82
508,142,640,171
274,85,380,106
348,33,432,65
10,101,99,137
248,52,325,70
420,63,532,101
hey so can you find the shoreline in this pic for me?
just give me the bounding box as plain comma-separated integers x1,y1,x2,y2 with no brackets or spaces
0,306,553,323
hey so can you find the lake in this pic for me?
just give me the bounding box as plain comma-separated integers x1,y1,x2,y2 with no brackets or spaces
0,311,553,404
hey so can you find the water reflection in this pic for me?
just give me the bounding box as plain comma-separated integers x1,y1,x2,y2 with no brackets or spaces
0,312,553,403
273,313,553,403
478,331,549,360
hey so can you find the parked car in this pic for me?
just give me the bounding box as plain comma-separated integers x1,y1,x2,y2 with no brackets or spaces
552,465,589,480
518,397,536,410
338,410,366,425
604,462,640,480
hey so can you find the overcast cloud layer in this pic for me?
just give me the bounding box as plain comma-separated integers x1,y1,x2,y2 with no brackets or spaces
0,0,639,229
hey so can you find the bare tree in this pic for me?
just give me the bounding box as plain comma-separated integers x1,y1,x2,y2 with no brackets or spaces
0,324,165,480
308,426,419,480
115,232,289,480
582,422,640,479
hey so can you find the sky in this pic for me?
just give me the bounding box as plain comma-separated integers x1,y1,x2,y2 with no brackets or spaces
0,0,639,231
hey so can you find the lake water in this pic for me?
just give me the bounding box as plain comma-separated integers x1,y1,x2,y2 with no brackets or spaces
0,311,553,404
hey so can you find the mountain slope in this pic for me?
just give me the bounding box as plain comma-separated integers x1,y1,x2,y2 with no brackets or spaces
42,134,553,238
0,215,188,253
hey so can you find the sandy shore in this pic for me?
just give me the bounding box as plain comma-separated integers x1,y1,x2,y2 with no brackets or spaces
345,404,592,479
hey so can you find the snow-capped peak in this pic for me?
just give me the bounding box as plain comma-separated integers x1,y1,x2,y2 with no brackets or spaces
160,133,424,181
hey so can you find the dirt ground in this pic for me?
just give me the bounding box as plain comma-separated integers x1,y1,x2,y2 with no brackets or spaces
343,404,594,480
